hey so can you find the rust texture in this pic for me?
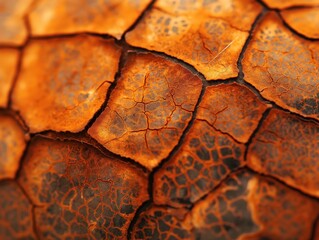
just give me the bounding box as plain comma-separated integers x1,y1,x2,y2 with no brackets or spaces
133,170,319,240
12,35,121,133
0,112,27,180
0,0,33,46
242,13,319,120
28,0,151,39
18,136,148,239
247,109,319,197
0,49,19,107
88,53,202,169
0,181,35,239
281,7,319,39
126,0,262,80
1,0,319,239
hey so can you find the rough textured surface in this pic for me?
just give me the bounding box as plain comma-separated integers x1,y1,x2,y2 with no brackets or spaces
247,109,319,197
154,120,245,207
243,13,319,120
18,136,149,239
134,171,319,240
0,112,27,180
262,0,319,9
1,0,319,239
28,0,151,39
197,83,270,143
126,0,262,80
0,0,32,46
281,7,319,39
0,181,35,239
89,52,202,169
0,49,19,108
12,35,121,133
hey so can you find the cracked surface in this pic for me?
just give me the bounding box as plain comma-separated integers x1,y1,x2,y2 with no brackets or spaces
281,7,319,39
197,83,270,143
262,0,319,9
0,0,32,46
18,136,148,239
89,52,202,169
0,181,35,239
12,35,121,133
134,170,319,240
0,48,19,107
1,0,319,239
0,112,27,180
28,0,151,39
247,109,319,197
126,0,261,80
243,12,319,120
154,120,245,207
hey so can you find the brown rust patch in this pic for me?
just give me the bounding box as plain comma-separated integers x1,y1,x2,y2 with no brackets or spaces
0,49,19,108
88,52,202,169
0,181,35,239
28,0,151,39
12,35,121,133
242,13,319,120
0,112,27,180
153,120,245,207
197,83,270,143
18,136,149,239
247,109,319,197
126,0,261,80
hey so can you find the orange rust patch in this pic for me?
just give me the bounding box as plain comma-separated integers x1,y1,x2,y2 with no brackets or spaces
0,112,27,180
247,109,319,197
12,35,121,133
242,13,319,120
0,49,19,108
197,83,270,143
0,0,32,46
28,0,151,39
0,181,35,239
281,7,319,39
153,120,245,207
126,0,261,80
189,170,318,240
262,0,319,9
18,136,149,239
88,52,202,170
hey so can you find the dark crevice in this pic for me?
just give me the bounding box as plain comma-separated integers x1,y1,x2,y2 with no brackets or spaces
7,50,24,109
248,167,319,201
83,45,128,132
237,9,267,81
127,200,152,240
205,77,237,86
244,107,271,161
148,84,207,202
121,0,157,42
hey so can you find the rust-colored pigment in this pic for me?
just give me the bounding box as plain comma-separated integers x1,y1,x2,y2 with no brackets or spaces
0,0,319,239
